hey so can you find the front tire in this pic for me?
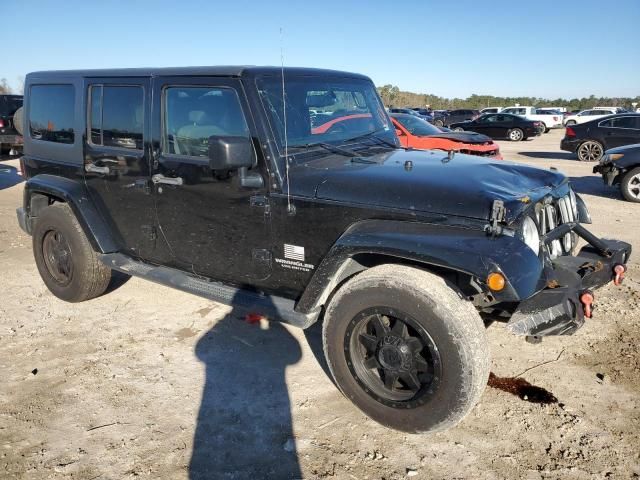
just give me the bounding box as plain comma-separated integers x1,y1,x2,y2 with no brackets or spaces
621,167,640,202
434,119,444,127
322,265,490,433
508,128,524,141
577,140,604,162
33,203,112,302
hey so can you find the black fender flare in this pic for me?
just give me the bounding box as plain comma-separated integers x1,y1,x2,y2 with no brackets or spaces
23,174,118,253
296,219,544,314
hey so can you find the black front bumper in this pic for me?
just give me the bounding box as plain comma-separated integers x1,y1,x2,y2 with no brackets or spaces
506,236,631,336
593,163,620,186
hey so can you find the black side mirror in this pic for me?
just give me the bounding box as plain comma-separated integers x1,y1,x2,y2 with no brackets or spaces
208,136,256,170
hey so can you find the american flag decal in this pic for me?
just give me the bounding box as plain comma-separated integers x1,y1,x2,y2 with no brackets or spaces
284,244,305,262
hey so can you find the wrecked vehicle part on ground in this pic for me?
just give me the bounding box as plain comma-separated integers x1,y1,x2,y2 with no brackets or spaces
16,67,631,433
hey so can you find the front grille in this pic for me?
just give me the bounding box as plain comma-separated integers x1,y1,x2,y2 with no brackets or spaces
538,194,577,258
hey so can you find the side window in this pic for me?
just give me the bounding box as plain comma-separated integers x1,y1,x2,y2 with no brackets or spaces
88,85,143,150
163,86,250,158
483,115,497,123
29,84,75,144
609,117,638,129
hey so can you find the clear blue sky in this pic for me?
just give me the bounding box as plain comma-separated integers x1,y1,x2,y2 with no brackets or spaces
3,0,639,99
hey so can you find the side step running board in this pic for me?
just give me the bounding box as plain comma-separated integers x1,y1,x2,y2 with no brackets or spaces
99,253,320,329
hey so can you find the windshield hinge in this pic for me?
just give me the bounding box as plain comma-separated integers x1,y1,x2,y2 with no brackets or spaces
485,200,509,237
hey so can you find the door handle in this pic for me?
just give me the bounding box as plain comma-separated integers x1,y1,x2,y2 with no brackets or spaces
85,163,110,175
152,173,183,186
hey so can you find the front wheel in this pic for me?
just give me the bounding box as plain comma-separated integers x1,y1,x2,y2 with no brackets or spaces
434,119,444,127
322,265,490,433
621,167,640,202
33,203,112,302
508,128,524,141
577,140,604,162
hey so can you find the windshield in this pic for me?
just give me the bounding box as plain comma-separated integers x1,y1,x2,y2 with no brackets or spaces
392,114,441,136
256,76,396,150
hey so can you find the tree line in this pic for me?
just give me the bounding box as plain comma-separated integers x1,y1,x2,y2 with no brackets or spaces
377,84,640,111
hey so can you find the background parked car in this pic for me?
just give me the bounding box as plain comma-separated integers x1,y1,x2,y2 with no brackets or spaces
389,107,429,121
501,106,562,132
593,143,640,202
480,107,503,114
0,95,23,155
560,113,640,162
449,113,541,141
443,109,480,126
390,113,502,159
563,108,618,126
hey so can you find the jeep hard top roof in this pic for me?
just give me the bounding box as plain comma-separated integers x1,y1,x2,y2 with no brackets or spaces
26,66,370,80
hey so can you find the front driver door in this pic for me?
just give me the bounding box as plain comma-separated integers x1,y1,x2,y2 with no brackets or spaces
150,77,272,284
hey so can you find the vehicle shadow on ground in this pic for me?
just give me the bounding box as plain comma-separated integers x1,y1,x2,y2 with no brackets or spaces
517,151,575,160
0,165,24,190
569,175,621,200
189,300,303,480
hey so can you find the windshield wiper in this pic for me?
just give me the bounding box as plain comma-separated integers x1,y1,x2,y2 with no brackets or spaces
292,142,359,158
342,129,398,149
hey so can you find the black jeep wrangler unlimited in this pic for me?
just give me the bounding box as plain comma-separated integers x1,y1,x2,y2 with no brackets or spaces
16,67,631,433
0,94,24,155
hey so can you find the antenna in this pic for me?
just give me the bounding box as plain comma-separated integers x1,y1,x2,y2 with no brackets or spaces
280,27,292,213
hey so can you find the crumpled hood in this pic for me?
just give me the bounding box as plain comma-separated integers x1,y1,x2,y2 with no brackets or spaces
290,149,568,223
425,131,493,144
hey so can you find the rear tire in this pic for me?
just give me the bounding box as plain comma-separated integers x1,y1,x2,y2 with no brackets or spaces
621,167,640,203
577,140,604,162
322,265,489,433
508,128,524,141
434,119,444,127
33,203,111,302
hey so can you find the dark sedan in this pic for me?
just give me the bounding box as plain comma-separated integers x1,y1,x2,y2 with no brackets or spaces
560,113,640,162
593,143,640,202
449,113,541,141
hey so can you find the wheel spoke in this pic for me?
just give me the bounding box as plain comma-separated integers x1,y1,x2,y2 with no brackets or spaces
358,333,378,354
363,356,379,370
407,337,422,353
383,371,399,390
401,371,421,391
414,354,429,372
370,314,389,338
390,319,407,338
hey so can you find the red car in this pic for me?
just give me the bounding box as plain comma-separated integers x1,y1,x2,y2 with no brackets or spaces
390,114,502,159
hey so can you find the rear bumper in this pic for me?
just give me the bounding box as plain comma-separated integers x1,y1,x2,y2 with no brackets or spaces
506,235,631,336
560,137,581,153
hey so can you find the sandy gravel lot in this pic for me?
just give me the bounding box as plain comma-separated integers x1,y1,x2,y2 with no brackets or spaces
1,129,639,479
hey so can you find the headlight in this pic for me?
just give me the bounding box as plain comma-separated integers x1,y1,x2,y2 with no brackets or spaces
521,216,540,256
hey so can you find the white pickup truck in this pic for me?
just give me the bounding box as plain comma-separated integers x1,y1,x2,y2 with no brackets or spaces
501,106,563,133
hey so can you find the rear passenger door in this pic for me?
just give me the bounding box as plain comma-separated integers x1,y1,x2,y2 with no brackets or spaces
83,78,157,260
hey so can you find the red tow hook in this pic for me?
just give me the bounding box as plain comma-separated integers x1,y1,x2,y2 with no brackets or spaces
613,264,627,286
245,313,264,324
580,291,594,319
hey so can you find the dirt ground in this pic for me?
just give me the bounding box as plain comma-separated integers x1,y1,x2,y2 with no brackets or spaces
1,129,639,480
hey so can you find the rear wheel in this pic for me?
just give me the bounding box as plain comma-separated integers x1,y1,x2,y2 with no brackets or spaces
621,167,640,202
434,119,444,127
322,265,489,433
453,127,464,132
577,140,604,162
33,203,111,302
508,128,524,141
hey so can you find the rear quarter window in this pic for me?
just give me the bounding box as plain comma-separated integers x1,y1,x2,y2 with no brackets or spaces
29,85,75,144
